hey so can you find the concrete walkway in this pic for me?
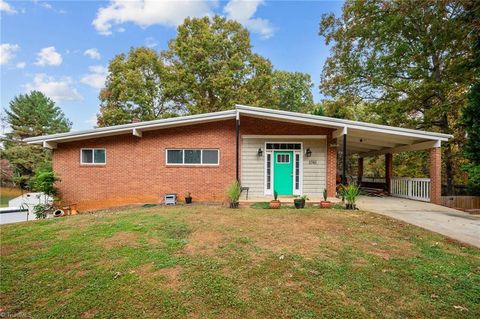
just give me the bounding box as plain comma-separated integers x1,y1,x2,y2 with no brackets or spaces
357,196,480,248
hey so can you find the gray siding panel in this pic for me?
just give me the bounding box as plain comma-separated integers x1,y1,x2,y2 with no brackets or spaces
241,137,327,197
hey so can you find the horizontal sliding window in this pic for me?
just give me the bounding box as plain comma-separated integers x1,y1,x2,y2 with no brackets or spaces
166,149,219,165
81,148,106,164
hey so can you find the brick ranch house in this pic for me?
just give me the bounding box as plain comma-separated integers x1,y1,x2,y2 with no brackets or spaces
25,105,451,211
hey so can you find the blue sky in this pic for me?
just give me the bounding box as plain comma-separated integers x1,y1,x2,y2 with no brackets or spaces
1,0,343,130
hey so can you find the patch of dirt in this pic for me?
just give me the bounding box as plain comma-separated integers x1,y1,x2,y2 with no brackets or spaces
81,308,98,319
0,244,15,256
357,240,415,260
102,231,139,249
133,263,182,288
183,230,226,255
157,266,182,288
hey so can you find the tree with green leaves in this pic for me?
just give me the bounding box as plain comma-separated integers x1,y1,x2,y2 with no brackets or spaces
460,3,480,194
319,0,477,194
164,16,274,114
461,82,480,194
98,47,176,127
272,70,315,113
1,91,71,187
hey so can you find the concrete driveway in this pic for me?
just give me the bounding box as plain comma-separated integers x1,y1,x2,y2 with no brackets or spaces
357,196,480,248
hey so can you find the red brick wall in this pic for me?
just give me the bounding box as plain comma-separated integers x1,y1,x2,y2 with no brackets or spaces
326,136,337,198
52,116,336,211
430,147,442,204
53,120,237,211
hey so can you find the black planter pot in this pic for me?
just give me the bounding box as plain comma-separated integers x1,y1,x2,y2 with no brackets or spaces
294,199,305,209
346,203,357,210
229,201,239,208
185,197,192,204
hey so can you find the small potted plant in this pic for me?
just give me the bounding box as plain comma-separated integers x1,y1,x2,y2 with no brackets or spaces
185,192,192,204
227,181,241,208
269,191,281,209
320,189,332,208
293,195,308,209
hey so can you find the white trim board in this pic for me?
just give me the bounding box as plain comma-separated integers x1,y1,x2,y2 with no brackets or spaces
242,135,326,139
25,105,452,147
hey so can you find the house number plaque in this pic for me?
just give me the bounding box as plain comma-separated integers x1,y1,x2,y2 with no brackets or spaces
308,160,318,165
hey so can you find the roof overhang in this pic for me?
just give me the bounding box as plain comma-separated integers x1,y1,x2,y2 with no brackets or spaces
24,110,237,148
24,105,452,155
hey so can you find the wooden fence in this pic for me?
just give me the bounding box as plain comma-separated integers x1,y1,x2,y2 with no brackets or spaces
441,196,480,211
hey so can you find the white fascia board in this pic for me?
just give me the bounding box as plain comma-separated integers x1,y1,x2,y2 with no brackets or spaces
236,104,452,141
237,107,343,129
25,110,237,145
242,135,326,139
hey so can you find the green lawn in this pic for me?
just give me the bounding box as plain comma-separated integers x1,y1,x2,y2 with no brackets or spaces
0,206,479,318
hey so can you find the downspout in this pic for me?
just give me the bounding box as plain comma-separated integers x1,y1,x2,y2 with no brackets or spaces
236,110,240,182
342,134,347,185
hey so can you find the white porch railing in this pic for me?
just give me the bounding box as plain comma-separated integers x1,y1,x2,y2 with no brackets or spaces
391,177,431,202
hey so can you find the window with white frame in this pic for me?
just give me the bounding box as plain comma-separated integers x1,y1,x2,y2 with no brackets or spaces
81,148,106,164
266,153,272,191
166,149,219,165
276,153,290,164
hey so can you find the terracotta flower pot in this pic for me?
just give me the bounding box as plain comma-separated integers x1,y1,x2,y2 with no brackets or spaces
320,201,332,208
269,200,281,209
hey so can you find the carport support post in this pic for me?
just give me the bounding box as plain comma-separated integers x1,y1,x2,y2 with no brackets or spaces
385,153,392,195
430,147,442,205
358,157,363,185
235,113,240,182
342,134,347,185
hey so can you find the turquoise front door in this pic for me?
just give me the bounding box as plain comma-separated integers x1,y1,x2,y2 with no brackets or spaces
273,151,293,195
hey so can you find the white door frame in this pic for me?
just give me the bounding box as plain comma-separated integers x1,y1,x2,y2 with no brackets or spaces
264,142,303,196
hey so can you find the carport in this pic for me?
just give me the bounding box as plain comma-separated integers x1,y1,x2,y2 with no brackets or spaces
333,122,451,204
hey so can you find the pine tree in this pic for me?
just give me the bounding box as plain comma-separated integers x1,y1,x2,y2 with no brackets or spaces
1,91,71,187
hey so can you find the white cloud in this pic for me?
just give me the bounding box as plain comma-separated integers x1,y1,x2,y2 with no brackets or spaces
224,0,275,39
145,37,158,48
35,46,63,66
85,114,98,127
92,0,213,35
80,65,108,90
16,62,26,69
24,74,83,101
84,48,101,60
0,0,17,14
38,2,52,10
0,43,19,65
32,0,66,14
